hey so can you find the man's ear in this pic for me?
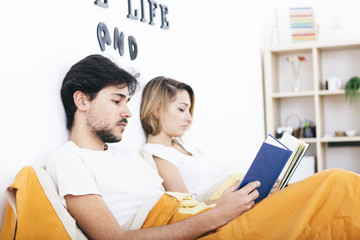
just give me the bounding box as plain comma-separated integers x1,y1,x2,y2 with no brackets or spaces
73,90,89,111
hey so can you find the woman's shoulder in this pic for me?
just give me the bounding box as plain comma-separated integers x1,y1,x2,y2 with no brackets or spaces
174,138,202,156
142,143,175,156
141,142,187,166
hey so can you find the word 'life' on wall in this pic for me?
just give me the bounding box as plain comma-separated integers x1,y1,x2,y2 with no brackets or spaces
94,0,170,60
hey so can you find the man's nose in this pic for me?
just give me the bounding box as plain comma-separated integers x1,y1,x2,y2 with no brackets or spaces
121,104,132,118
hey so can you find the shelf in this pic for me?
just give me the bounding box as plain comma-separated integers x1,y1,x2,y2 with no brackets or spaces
317,40,360,50
300,138,317,143
272,91,315,98
266,44,312,52
267,40,360,52
273,90,345,98
263,40,360,172
318,90,345,96
321,136,360,142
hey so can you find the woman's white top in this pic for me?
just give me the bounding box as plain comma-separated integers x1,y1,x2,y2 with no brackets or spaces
141,139,226,198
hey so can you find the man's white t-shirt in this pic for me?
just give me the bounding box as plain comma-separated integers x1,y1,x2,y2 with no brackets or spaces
46,141,164,227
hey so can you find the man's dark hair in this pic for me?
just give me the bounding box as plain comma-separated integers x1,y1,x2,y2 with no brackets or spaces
60,54,139,131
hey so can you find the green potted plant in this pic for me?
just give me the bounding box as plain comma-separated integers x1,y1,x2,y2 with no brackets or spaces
345,76,360,108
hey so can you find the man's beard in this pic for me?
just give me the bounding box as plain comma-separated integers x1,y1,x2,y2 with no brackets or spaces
94,128,122,143
87,118,123,143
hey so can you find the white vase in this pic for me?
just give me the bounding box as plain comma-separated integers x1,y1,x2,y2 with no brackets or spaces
291,74,302,92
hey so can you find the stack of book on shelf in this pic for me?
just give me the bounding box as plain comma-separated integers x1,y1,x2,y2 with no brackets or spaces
289,7,316,42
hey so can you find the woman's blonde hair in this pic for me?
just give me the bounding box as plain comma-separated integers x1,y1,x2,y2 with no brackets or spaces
140,76,194,136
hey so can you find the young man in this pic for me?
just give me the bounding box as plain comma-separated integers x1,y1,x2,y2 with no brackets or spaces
46,54,260,239
47,54,360,239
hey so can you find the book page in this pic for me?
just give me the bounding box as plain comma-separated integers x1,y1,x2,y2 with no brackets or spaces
278,132,309,188
265,134,289,150
280,142,309,188
280,132,301,151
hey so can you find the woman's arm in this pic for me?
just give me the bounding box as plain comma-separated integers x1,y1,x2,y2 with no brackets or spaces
153,156,189,193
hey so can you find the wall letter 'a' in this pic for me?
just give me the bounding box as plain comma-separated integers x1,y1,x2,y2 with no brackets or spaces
97,22,111,51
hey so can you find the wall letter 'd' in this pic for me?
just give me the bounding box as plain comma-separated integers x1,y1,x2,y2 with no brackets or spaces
128,36,138,60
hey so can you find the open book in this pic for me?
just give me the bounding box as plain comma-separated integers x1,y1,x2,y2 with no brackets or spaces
277,132,310,189
237,132,309,203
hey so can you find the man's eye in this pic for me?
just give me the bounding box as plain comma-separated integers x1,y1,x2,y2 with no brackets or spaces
113,100,120,104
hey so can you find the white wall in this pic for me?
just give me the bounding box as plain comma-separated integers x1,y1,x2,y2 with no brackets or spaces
259,0,360,45
0,0,265,227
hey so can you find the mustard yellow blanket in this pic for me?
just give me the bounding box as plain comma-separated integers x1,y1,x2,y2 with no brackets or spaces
142,169,360,239
0,166,86,240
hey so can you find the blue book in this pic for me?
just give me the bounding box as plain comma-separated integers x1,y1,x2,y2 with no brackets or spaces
237,134,293,203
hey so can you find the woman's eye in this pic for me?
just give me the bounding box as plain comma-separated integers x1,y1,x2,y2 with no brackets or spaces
113,100,120,104
179,108,184,112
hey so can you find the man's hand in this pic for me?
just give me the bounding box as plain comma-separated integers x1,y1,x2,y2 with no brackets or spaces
213,180,260,226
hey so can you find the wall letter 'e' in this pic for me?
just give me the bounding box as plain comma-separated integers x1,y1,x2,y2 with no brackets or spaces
159,4,169,29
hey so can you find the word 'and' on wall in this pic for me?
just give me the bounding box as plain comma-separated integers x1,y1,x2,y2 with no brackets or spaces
95,0,170,60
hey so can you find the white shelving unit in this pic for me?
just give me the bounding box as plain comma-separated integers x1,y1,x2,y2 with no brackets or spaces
263,40,360,172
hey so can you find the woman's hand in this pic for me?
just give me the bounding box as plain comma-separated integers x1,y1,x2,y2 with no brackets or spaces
269,179,280,195
213,180,260,226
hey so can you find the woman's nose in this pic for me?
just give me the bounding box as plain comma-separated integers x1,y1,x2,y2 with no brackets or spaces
185,112,192,122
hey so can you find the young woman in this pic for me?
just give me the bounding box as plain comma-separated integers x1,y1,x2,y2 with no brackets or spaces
139,76,278,200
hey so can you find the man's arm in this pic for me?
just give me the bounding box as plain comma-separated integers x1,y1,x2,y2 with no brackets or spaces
65,180,260,240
